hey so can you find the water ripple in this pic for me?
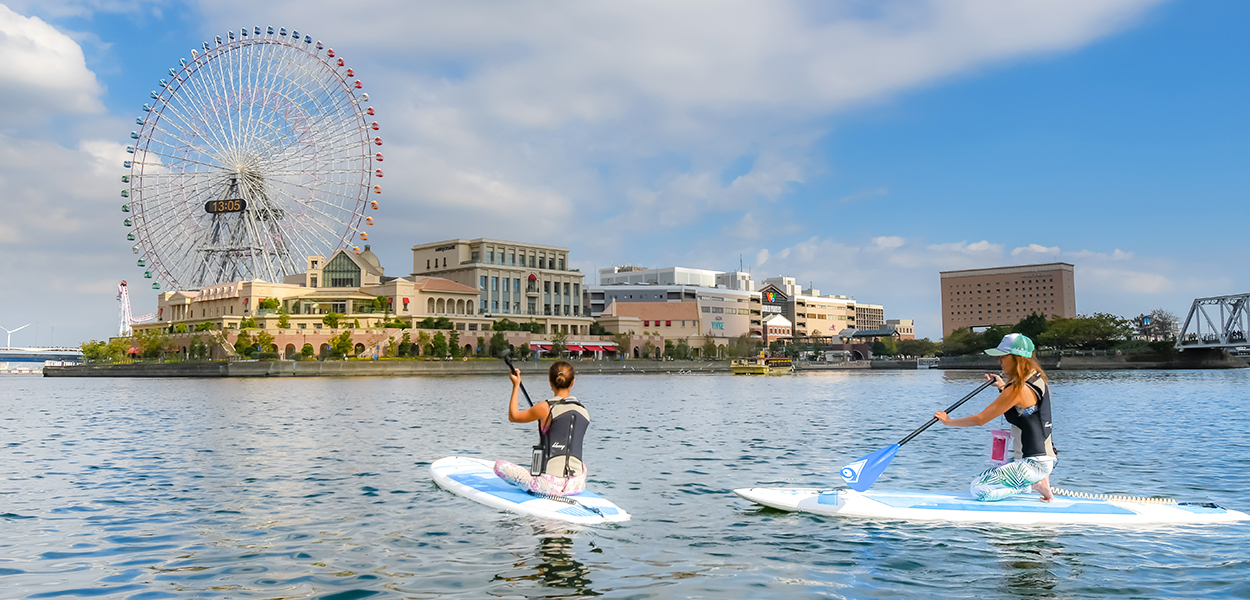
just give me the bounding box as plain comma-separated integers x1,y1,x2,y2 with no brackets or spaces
1,371,1247,597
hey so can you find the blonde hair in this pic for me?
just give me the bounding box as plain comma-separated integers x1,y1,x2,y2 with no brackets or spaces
549,361,575,390
1002,354,1047,387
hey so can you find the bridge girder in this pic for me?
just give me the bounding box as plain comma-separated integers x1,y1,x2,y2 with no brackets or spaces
1176,293,1250,350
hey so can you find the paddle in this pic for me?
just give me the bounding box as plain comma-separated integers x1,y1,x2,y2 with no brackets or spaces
500,349,533,408
840,378,996,492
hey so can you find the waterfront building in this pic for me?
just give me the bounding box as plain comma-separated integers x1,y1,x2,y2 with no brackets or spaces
411,238,593,336
589,267,758,339
145,247,489,332
940,262,1076,335
759,276,861,338
597,301,702,340
885,319,915,340
855,303,885,332
761,314,792,347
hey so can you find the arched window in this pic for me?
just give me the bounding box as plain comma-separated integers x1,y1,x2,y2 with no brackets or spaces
437,298,446,314
428,298,435,314
457,299,465,314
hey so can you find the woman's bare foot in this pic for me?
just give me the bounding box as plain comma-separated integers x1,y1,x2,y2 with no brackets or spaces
1032,477,1054,502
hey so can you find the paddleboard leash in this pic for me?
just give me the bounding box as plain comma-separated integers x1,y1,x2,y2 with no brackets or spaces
531,491,606,517
1051,487,1176,505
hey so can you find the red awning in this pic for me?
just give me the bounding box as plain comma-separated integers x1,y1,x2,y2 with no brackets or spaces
566,345,585,351
540,344,552,350
583,345,603,351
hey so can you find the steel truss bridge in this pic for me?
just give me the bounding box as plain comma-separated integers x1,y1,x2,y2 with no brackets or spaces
1176,293,1249,350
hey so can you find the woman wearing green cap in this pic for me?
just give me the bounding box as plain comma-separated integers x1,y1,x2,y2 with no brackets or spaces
935,333,1056,502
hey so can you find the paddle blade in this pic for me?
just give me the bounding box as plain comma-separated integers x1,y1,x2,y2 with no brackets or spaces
840,444,899,492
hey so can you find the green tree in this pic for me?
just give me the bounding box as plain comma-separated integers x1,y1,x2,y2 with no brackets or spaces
589,321,610,336
449,330,462,359
386,336,399,357
352,319,361,329
322,312,342,329
431,332,449,358
1012,312,1049,341
399,331,414,357
489,332,509,357
258,297,280,310
642,340,657,359
675,339,691,360
701,338,719,359
476,336,486,357
256,331,276,354
173,322,187,333
551,330,568,356
373,295,389,315
526,320,542,334
612,333,631,358
663,339,676,359
190,336,208,360
980,324,1012,350
329,331,354,358
941,327,983,356
277,310,290,329
195,322,216,331
417,330,432,356
239,316,258,329
234,330,254,356
874,336,899,357
301,343,315,358
897,338,939,358
81,339,126,362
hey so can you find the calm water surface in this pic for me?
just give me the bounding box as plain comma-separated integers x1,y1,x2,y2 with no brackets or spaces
1,369,1248,599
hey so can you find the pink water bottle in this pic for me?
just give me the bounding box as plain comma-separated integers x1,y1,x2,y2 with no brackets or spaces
990,429,1012,466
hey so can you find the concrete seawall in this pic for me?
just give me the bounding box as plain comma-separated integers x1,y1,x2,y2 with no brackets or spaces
45,359,731,378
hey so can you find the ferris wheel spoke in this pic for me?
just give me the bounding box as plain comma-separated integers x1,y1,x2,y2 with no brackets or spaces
163,69,235,160
130,32,373,290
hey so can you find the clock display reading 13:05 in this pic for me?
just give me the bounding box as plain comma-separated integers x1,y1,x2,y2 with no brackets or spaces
204,199,247,214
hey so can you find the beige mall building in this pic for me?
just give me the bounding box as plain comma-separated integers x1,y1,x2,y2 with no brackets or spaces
412,238,592,336
940,262,1076,335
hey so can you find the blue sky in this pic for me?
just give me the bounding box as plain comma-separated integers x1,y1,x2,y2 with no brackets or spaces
0,0,1245,345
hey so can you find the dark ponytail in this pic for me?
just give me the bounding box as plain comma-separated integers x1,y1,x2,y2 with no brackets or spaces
549,361,575,390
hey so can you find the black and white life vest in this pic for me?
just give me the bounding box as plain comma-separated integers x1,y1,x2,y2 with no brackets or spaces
1003,373,1056,459
537,397,590,477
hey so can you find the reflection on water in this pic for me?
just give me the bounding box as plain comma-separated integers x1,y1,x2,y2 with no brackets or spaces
989,531,1062,597
0,370,1248,598
493,536,599,597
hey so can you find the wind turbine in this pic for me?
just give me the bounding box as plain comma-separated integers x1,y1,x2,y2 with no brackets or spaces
2,323,30,350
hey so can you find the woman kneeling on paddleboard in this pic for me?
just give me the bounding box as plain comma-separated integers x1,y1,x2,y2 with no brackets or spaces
494,361,590,497
935,333,1057,502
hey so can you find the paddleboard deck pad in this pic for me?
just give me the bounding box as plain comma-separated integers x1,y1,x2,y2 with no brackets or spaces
431,456,630,525
734,487,1248,525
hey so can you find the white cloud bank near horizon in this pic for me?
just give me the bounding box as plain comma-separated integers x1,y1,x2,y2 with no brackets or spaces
0,0,1211,344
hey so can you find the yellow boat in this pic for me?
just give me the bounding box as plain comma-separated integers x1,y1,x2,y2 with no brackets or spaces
731,357,793,375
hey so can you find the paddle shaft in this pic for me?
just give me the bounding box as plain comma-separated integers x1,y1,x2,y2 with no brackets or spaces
896,379,995,447
502,355,534,408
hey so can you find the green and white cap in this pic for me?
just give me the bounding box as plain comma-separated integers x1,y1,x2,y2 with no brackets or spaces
985,333,1035,358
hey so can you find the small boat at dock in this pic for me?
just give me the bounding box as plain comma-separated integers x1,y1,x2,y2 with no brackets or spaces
731,357,793,375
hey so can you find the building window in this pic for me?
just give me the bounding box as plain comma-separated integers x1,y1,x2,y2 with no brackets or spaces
559,257,565,270
503,278,510,292
539,257,546,269
481,299,487,312
426,259,430,269
529,256,536,268
510,252,516,265
480,276,487,290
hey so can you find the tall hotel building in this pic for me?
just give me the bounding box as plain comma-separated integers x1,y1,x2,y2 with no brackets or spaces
412,238,592,335
940,262,1076,335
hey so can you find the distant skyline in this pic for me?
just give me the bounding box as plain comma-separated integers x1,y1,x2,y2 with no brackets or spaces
0,0,1245,344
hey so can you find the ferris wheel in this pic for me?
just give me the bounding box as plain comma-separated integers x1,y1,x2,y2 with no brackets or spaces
122,26,382,291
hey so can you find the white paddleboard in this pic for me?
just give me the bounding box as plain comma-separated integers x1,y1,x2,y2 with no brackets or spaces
431,456,630,525
734,487,1249,526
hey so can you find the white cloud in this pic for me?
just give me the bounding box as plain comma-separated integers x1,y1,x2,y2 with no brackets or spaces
1011,243,1061,256
1067,248,1134,260
755,248,770,266
872,236,906,249
0,4,104,123
840,187,890,204
1082,268,1172,294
